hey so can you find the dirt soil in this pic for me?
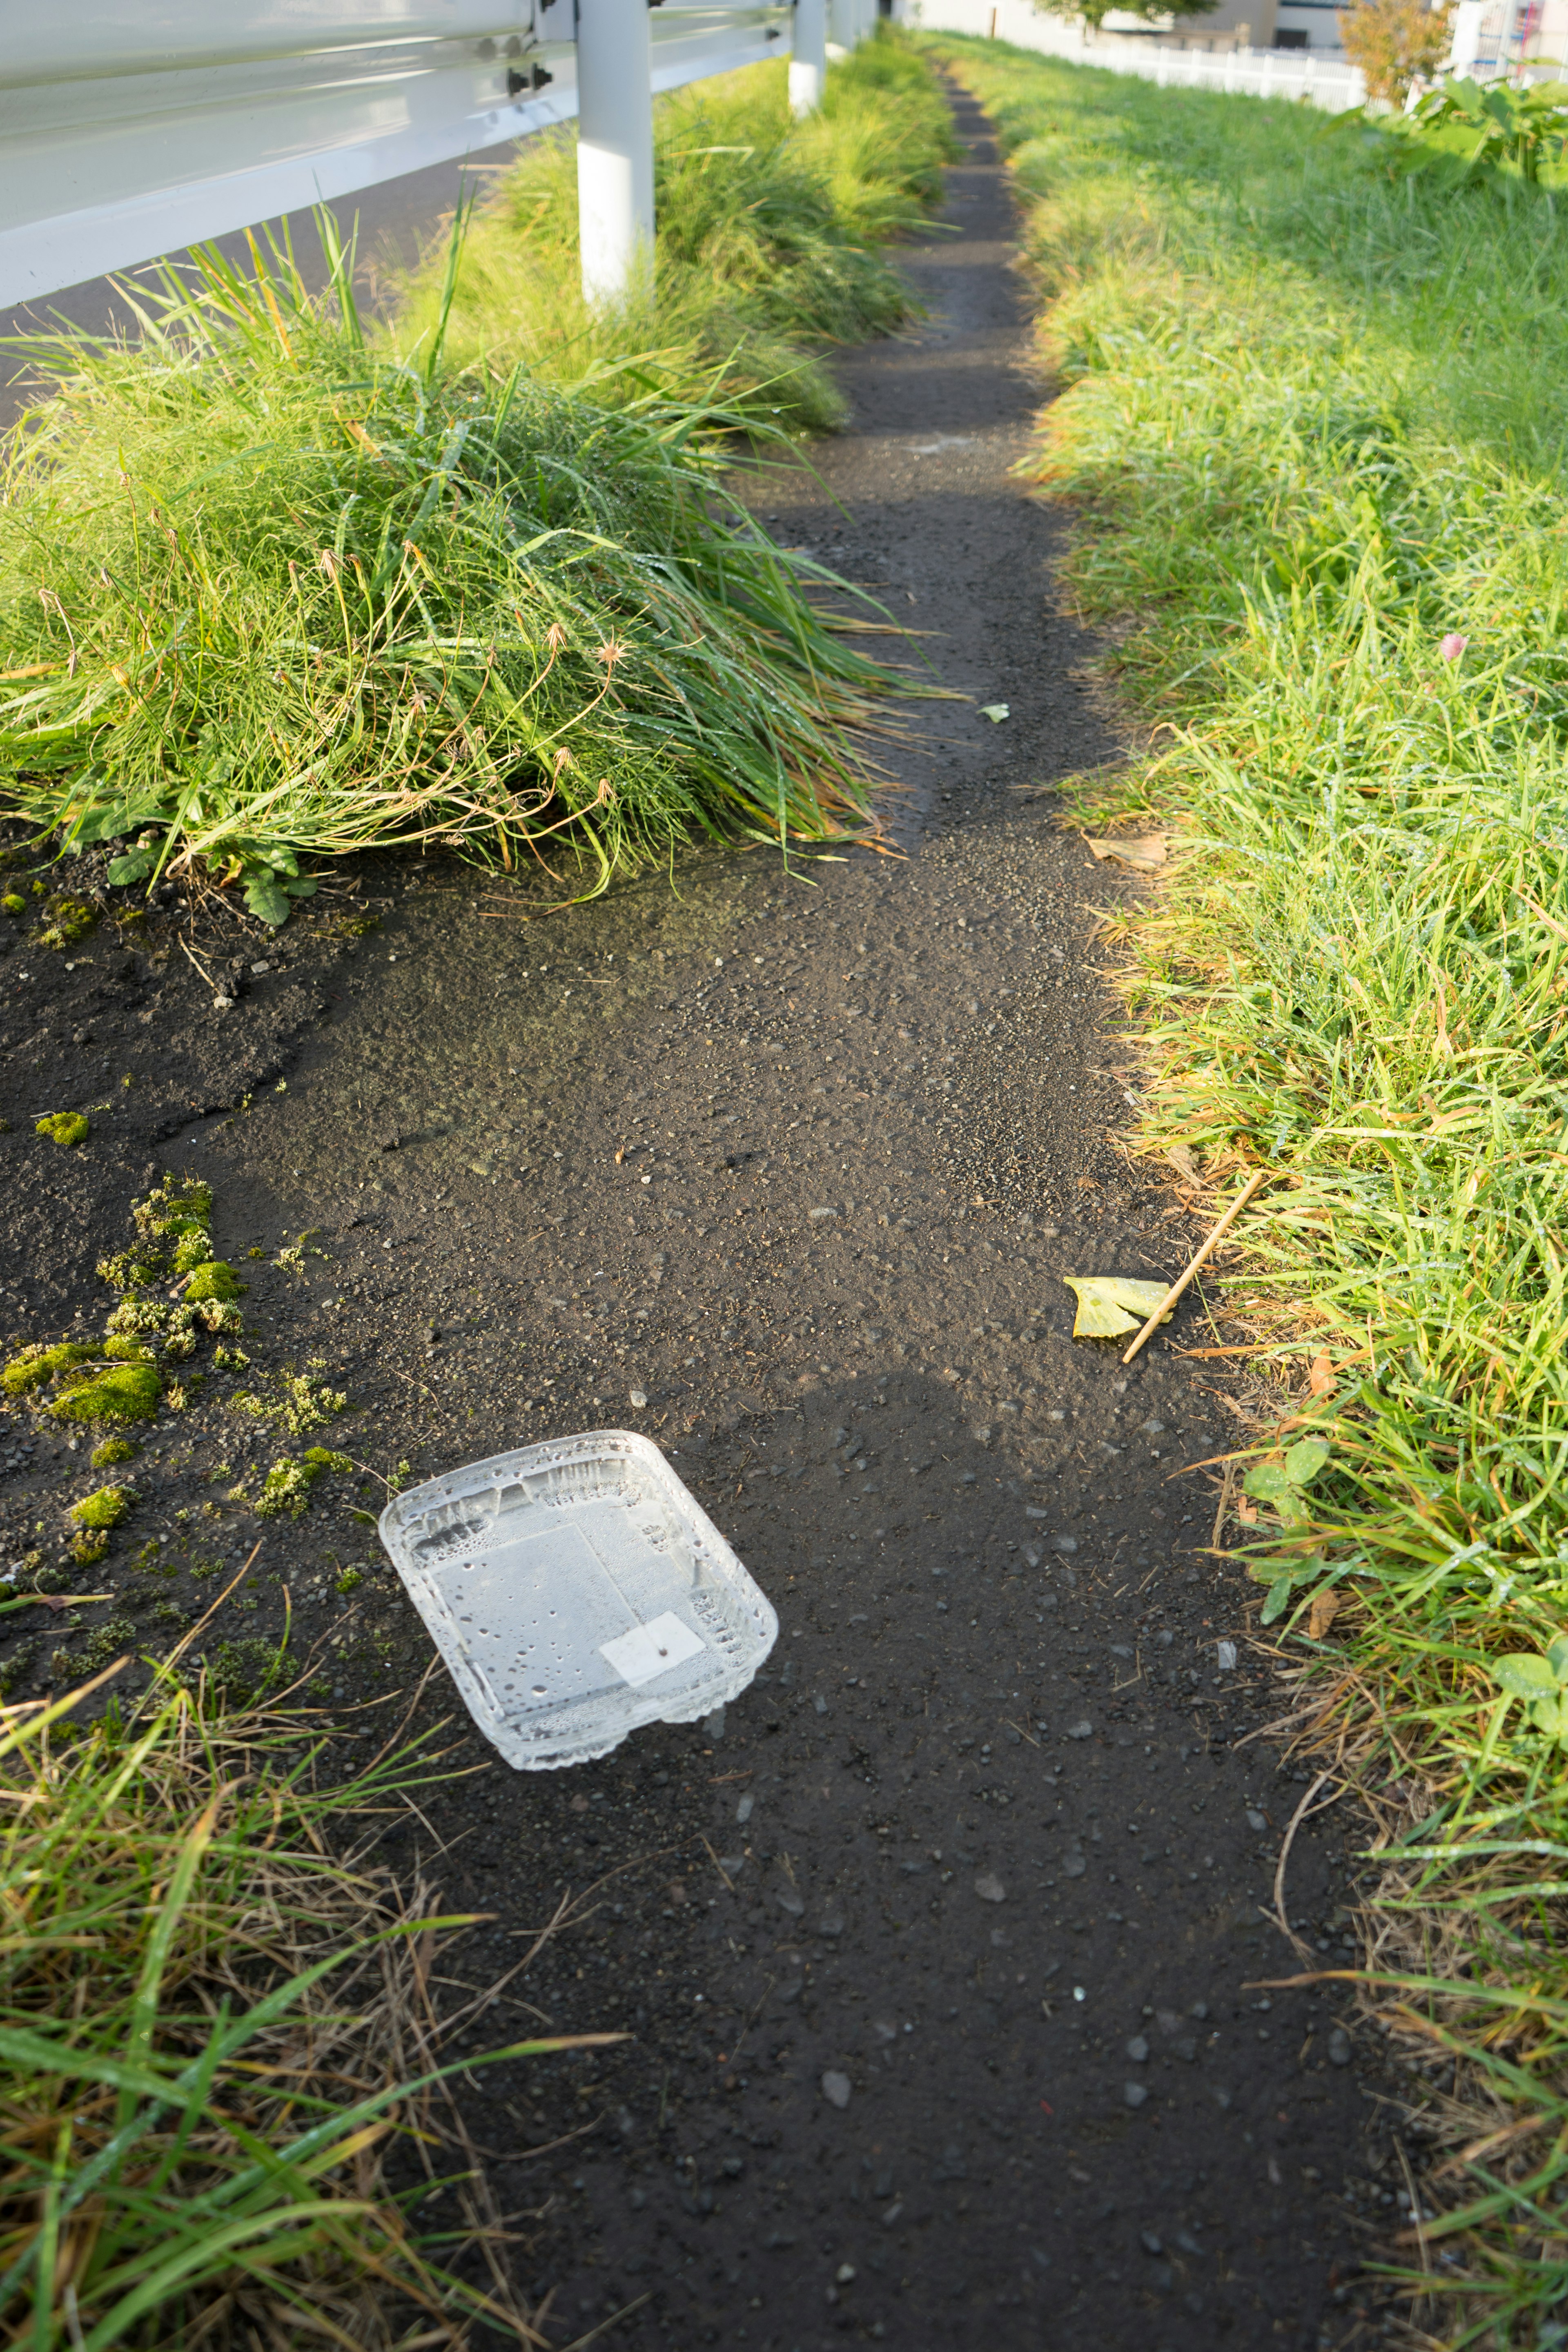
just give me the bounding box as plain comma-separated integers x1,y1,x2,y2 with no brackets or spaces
0,80,1414,2352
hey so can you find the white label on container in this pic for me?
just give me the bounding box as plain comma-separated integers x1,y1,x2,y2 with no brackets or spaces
601,1612,706,1687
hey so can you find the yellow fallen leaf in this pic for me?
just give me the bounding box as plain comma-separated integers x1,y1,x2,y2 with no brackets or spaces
1084,835,1167,871
1062,1274,1175,1340
1307,1588,1340,1640
1166,1143,1202,1186
1307,1350,1336,1397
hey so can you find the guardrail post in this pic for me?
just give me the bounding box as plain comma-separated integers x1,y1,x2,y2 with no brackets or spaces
577,0,655,304
791,0,827,111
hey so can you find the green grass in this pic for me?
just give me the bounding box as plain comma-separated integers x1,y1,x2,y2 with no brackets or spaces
394,41,960,433
0,1660,606,2348
929,33,1568,2344
0,39,953,922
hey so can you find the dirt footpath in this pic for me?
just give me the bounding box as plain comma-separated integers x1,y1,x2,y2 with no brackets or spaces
0,84,1402,2352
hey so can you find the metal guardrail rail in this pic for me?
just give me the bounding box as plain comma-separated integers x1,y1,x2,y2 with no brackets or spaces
0,1,795,309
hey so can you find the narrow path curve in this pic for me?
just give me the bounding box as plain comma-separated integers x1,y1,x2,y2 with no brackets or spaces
0,78,1394,2352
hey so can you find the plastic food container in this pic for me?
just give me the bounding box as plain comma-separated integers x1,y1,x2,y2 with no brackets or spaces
377,1428,777,1770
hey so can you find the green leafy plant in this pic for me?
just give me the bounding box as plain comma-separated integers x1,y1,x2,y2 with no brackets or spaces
1488,1635,1568,1741
1241,1435,1331,1526
1413,74,1568,180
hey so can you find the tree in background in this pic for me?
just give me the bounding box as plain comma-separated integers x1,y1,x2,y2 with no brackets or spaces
1032,0,1218,32
1337,0,1455,101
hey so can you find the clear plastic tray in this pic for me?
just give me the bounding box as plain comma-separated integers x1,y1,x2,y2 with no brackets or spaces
377,1429,777,1770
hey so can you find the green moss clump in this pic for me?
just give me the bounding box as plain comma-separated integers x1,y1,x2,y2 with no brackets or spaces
52,1615,137,1680
182,1261,245,1303
334,1566,364,1596
119,1177,214,1288
2,1341,95,1396
101,1336,151,1363
208,1636,286,1704
49,1362,161,1424
70,1486,132,1530
91,1437,137,1469
230,1370,347,1436
70,1530,109,1568
256,1459,315,1518
303,1447,353,1474
1,893,22,915
36,1112,88,1148
96,1250,160,1292
172,1229,212,1276
40,896,96,946
104,1301,167,1338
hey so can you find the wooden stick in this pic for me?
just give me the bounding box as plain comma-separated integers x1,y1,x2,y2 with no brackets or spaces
1121,1165,1271,1366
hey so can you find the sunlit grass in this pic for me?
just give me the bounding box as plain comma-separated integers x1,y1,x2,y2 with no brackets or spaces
0,1657,606,2348
394,41,960,434
930,32,1568,2341
0,38,954,920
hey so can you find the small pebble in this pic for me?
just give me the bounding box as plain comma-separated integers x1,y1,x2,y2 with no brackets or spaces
835,2263,856,2284
1125,2035,1149,2063
821,2071,852,2110
1217,1640,1238,1670
1066,1720,1094,1742
736,1793,753,1823
1124,2082,1148,2109
1328,2028,1352,2067
1246,1809,1267,1832
1063,1851,1087,1879
974,1871,1006,1904
629,1388,648,1408
1140,2230,1163,2256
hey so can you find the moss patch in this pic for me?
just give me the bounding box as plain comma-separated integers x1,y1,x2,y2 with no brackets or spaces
2,1341,94,1396
38,895,96,947
90,1437,137,1469
182,1261,245,1304
230,1369,347,1437
49,1362,161,1424
36,1112,88,1149
255,1460,316,1519
70,1486,133,1531
206,1636,286,1705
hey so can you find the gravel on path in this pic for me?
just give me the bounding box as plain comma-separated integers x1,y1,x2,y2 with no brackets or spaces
0,81,1409,2352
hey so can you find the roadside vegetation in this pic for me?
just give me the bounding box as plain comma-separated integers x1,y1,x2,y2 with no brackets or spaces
0,39,950,924
397,40,958,431
929,33,1568,2343
0,1648,604,2348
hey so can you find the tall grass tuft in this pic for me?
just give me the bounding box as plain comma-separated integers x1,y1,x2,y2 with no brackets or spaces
0,216,900,922
0,1657,606,2348
393,41,960,432
932,33,1568,2341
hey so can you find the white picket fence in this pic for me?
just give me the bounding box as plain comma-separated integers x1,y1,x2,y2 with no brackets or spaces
911,0,1368,110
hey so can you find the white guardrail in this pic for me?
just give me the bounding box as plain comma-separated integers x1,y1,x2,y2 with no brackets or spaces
911,0,1368,110
0,0,823,310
